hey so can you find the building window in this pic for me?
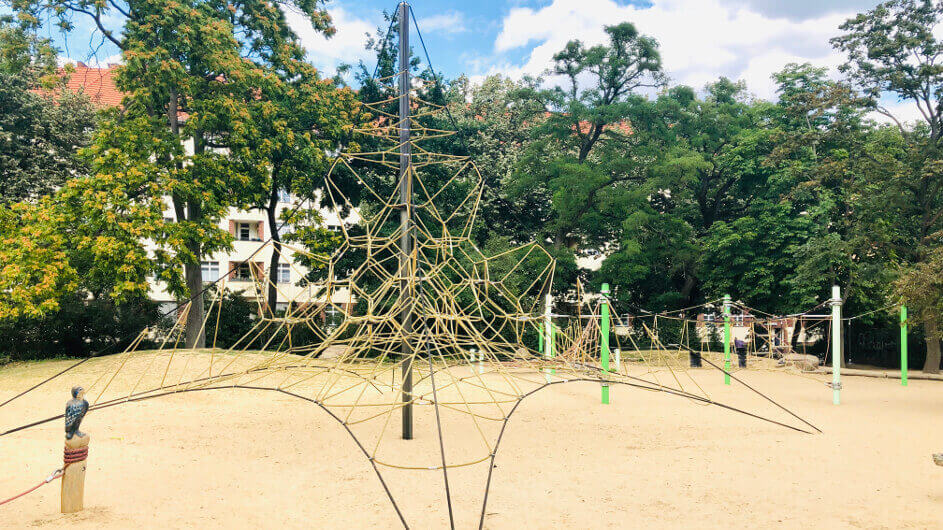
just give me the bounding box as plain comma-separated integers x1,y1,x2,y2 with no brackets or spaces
325,305,344,330
277,189,292,203
233,262,253,281
201,261,219,282
237,222,252,241
327,224,341,233
277,263,291,284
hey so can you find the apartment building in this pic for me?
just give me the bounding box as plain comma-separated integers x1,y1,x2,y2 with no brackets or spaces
66,63,356,317
146,197,357,317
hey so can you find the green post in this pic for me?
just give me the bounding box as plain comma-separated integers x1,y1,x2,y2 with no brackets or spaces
723,294,731,385
831,285,842,405
601,283,611,404
901,304,908,387
538,321,544,354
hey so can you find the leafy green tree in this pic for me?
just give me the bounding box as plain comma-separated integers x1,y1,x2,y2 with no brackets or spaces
441,75,546,246
0,19,96,202
832,0,943,142
0,20,151,324
700,201,814,312
765,63,890,314
510,22,665,253
11,0,340,348
601,80,777,309
237,24,359,314
894,243,943,372
0,164,162,335
833,0,943,369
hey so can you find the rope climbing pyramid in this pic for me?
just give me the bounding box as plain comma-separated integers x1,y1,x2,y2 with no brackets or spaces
0,5,821,527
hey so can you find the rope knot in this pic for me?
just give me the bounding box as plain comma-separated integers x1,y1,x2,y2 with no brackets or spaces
63,446,89,465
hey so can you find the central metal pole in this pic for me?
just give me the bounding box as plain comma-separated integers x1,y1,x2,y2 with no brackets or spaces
398,1,414,440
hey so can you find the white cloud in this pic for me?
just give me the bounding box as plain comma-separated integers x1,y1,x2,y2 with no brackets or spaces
490,0,859,100
419,12,468,35
59,53,123,67
870,99,928,128
721,0,879,22
284,7,377,73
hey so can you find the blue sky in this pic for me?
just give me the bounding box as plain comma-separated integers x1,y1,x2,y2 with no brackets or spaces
7,0,925,121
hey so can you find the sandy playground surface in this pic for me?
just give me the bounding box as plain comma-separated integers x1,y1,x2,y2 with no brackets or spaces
1,354,942,529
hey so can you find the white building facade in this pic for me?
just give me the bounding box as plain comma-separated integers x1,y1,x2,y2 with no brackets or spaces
147,195,357,317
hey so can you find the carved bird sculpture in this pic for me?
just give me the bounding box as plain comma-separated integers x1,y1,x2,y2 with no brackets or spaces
65,386,89,440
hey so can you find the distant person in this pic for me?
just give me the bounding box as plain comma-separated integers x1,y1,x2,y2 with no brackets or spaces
734,338,747,368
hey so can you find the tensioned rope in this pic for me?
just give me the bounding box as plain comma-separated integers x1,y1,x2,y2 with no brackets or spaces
0,10,389,412
1,5,825,528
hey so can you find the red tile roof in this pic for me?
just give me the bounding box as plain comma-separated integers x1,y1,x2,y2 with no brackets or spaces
63,63,122,107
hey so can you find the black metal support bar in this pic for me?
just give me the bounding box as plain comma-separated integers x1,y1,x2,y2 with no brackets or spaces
398,1,414,441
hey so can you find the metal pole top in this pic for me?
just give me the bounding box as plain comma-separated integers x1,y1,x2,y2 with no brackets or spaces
830,285,842,306
601,283,610,295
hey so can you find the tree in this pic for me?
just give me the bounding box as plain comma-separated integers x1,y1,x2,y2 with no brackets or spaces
833,0,943,369
764,63,891,314
831,0,943,142
436,75,546,246
700,201,814,313
894,242,943,372
237,22,359,314
11,0,340,348
601,80,777,309
0,19,96,202
0,20,153,325
509,22,665,254
0,163,162,331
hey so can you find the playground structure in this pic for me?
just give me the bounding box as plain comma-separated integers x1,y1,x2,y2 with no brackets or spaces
5,3,913,527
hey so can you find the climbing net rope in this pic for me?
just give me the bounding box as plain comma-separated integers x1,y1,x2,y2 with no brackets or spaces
0,64,821,530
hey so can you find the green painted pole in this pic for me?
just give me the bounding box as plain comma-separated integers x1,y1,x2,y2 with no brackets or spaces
538,321,544,354
831,285,842,405
601,283,611,404
901,304,908,387
723,294,731,385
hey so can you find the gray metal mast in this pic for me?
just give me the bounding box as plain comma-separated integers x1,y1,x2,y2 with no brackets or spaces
398,1,414,440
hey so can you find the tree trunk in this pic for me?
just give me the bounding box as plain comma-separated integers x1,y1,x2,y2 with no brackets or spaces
679,275,697,307
184,202,206,349
924,318,941,374
265,168,282,314
167,89,204,349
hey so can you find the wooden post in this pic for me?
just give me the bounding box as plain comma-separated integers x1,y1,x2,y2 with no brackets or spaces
61,433,89,513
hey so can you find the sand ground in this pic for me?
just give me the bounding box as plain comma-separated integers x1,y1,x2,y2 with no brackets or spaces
1,355,942,529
